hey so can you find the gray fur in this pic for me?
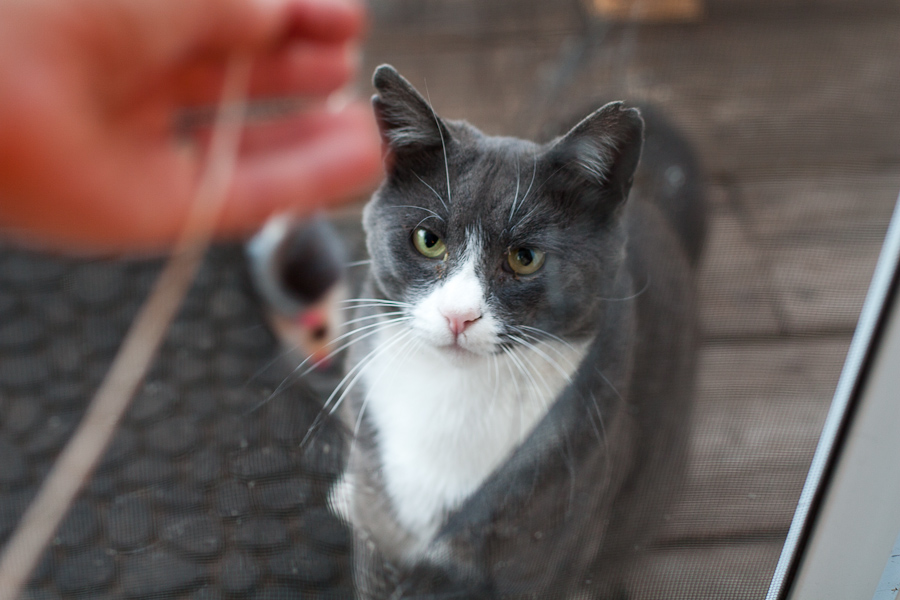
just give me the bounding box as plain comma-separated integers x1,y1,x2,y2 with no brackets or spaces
336,64,702,599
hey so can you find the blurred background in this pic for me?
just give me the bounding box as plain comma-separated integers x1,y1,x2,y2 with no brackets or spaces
1,0,899,598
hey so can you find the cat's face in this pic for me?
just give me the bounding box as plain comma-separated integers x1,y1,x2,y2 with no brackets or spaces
363,65,644,359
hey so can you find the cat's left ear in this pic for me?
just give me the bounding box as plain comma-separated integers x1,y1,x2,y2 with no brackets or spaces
546,102,644,211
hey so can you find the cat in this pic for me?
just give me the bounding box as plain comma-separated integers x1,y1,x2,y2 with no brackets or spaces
328,64,702,599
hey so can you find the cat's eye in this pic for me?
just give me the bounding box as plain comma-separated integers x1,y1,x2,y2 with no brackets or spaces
412,227,447,259
507,247,545,275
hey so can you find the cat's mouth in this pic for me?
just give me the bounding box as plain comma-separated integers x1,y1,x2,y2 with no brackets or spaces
448,340,476,354
437,337,488,362
440,345,484,367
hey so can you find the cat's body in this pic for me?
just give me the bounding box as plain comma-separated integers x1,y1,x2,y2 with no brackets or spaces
331,65,702,599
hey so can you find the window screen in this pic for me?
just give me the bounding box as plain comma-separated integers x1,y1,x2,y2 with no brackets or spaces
1,0,899,598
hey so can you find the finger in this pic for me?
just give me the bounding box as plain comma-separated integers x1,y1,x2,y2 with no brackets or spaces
191,0,365,56
282,0,368,43
127,0,364,73
32,106,380,253
236,105,362,155
172,41,355,107
0,144,196,254
247,40,359,98
220,103,383,235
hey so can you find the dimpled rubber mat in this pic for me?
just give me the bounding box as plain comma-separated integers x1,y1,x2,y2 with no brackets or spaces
0,243,353,599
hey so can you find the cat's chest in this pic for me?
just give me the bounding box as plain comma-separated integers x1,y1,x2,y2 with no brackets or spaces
360,326,588,545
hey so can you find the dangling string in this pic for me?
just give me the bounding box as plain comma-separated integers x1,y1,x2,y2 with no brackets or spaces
0,55,252,600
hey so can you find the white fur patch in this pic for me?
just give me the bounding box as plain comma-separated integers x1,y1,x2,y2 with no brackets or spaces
328,471,353,524
355,231,589,559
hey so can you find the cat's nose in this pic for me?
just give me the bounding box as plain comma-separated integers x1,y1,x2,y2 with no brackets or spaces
443,309,481,338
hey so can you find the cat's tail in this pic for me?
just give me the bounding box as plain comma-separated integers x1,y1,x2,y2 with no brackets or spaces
630,103,706,268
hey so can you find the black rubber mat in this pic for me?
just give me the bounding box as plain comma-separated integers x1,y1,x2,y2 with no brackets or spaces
0,243,352,600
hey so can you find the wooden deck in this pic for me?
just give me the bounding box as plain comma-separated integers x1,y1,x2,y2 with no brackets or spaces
358,1,900,596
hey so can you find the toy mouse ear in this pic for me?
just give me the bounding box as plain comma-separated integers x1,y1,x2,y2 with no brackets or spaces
371,64,452,156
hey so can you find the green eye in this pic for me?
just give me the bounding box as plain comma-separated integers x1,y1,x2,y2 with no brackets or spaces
507,247,545,275
413,227,446,259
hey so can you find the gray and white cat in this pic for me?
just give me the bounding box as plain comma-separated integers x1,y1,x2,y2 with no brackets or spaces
330,64,702,599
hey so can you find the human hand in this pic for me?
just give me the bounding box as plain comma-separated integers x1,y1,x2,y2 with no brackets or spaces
0,0,383,253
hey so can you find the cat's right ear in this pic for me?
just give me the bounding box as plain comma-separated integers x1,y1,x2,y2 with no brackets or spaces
545,102,644,215
371,65,451,161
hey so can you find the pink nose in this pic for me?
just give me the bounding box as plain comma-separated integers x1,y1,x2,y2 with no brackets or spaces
444,309,481,338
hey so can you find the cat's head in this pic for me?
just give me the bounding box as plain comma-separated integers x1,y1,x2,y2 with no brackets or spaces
362,65,643,359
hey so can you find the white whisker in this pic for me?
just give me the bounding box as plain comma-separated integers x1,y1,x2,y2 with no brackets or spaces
490,351,501,406
336,303,409,314
500,346,526,440
326,327,415,418
299,317,413,378
242,339,303,393
350,335,423,455
342,310,407,328
255,316,411,411
509,155,521,223
504,345,548,412
414,215,442,229
302,326,415,447
410,176,447,212
586,390,613,480
511,329,617,456
593,367,625,405
424,82,452,206
600,276,651,302
345,259,372,268
388,203,446,222
507,334,574,383
510,153,537,223
512,160,570,231
340,298,412,307
515,203,541,228
510,327,582,369
517,325,581,354
500,346,524,403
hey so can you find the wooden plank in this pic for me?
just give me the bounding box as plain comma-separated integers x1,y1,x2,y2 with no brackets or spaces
698,174,896,339
731,174,895,335
708,0,900,19
660,337,849,543
771,242,885,335
697,201,785,339
591,0,704,22
369,0,900,41
605,19,900,178
738,175,898,245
